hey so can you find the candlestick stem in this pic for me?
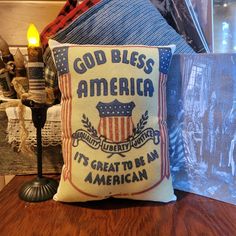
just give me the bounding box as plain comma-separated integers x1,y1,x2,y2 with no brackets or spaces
19,101,58,202
37,123,43,178
31,105,47,178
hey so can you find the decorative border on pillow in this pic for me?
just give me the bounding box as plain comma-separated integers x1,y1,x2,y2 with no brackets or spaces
53,44,171,198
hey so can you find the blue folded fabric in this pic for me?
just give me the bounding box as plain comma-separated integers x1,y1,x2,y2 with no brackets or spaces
45,0,195,93
53,0,194,54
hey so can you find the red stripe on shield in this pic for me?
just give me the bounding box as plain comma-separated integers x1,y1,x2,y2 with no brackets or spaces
98,116,134,142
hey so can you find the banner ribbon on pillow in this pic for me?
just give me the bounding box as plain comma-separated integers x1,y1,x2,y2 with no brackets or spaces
72,128,160,156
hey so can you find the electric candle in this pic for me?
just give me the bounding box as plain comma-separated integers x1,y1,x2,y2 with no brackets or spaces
27,24,46,103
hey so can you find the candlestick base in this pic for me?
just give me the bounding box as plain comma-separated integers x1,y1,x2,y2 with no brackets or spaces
19,177,58,202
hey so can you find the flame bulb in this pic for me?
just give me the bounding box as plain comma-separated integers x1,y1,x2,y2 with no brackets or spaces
27,24,40,47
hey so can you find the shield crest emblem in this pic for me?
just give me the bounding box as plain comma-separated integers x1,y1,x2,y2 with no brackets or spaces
96,99,135,142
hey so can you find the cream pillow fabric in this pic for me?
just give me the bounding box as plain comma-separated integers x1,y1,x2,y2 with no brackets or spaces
50,40,176,202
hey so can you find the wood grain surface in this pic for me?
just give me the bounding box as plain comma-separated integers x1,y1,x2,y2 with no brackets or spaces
0,111,63,175
0,175,235,236
0,176,5,191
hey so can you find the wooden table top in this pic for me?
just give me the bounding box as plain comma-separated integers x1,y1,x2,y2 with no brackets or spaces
0,175,235,236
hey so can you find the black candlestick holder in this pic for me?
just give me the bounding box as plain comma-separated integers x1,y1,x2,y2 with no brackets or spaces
19,99,58,202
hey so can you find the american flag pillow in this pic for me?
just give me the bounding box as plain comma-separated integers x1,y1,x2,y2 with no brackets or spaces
50,40,176,202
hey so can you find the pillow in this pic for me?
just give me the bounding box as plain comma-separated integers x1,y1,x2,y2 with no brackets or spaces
44,0,195,99
53,0,194,54
50,40,176,202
